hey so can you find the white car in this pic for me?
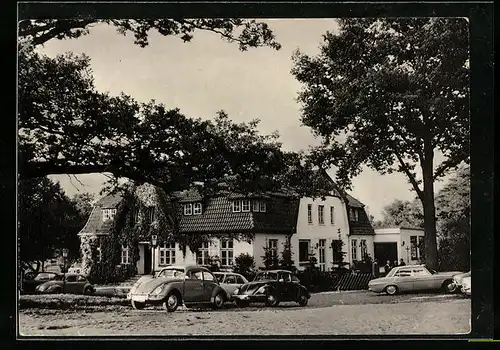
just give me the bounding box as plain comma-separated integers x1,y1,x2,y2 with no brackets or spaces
213,272,248,298
461,276,471,296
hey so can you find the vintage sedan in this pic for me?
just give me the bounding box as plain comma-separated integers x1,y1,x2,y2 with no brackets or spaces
231,269,310,307
127,265,227,312
451,271,471,292
35,274,95,295
368,265,463,295
213,272,249,298
461,275,471,296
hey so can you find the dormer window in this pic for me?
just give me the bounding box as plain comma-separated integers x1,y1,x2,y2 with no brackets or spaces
259,200,267,213
232,200,242,212
102,208,117,222
193,203,202,215
242,200,251,212
184,203,193,215
349,208,359,222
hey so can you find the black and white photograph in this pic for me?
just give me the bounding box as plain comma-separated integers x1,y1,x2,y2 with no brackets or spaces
15,2,493,339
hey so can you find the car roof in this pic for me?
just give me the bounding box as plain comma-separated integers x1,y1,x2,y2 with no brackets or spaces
258,269,292,273
161,265,210,272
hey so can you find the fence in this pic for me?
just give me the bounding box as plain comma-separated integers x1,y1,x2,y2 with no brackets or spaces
333,272,373,291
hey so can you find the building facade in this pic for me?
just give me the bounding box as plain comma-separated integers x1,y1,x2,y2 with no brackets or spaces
373,227,425,265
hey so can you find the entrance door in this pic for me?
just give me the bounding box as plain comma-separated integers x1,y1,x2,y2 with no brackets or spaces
143,244,152,275
374,242,398,265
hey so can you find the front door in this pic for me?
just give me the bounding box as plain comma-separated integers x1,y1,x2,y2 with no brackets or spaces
143,244,152,275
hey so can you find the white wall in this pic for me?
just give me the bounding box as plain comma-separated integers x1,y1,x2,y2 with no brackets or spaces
252,233,287,269
373,227,425,264
292,196,350,271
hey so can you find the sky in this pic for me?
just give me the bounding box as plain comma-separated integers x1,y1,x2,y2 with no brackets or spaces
38,19,450,220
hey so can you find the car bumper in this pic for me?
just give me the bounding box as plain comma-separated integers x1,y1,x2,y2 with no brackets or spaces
368,285,385,293
128,293,164,305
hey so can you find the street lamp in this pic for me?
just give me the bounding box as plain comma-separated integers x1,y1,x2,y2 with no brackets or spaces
62,248,69,293
151,235,158,276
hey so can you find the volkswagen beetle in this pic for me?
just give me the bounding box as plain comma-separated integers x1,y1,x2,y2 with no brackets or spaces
127,265,227,312
231,269,310,307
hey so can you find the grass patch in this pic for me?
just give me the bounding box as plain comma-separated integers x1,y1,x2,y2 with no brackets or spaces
19,294,130,310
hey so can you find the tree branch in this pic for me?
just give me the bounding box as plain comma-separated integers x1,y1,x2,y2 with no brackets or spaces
391,149,425,202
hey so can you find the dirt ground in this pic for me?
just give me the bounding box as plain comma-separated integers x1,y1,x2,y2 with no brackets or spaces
18,291,470,336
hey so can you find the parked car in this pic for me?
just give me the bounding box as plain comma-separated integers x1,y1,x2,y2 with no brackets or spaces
461,275,471,297
213,272,249,298
367,265,463,295
35,273,95,295
22,271,61,294
127,265,227,312
451,271,471,292
231,269,310,308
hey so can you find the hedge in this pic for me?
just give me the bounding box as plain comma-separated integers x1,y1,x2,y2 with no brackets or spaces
19,294,130,310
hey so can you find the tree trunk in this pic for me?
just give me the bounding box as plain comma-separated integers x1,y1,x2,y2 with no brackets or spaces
421,152,439,270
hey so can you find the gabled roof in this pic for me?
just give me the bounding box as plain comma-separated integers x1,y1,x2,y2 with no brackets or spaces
344,193,365,208
78,191,126,235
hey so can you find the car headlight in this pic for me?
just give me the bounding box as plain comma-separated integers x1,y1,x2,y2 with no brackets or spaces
233,288,239,295
151,285,164,296
256,286,266,294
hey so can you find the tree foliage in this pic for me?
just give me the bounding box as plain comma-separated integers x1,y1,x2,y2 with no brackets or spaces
291,18,469,269
18,19,282,51
436,165,470,271
18,177,85,271
376,198,424,228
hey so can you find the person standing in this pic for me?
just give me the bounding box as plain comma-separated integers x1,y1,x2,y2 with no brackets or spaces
393,260,399,268
384,260,391,275
399,258,406,266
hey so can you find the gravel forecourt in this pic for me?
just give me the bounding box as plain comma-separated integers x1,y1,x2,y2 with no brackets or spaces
18,292,471,336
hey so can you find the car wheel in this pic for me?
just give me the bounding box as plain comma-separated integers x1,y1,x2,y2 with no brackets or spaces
51,287,63,294
297,292,308,307
84,286,94,295
265,293,280,307
212,292,225,310
442,280,457,293
235,299,250,308
385,285,398,296
163,292,180,312
131,300,145,310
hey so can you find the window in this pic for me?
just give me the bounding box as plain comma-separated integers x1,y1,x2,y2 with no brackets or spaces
259,201,267,212
203,271,215,281
66,275,77,282
299,240,310,262
268,239,278,261
147,207,156,221
131,206,139,225
232,200,241,213
96,247,102,262
279,271,292,282
410,236,418,260
317,205,325,225
197,242,210,265
253,200,260,212
318,239,326,271
291,274,300,283
102,208,117,222
225,275,237,284
190,271,203,280
395,269,412,277
351,239,358,261
236,275,246,284
220,239,234,266
307,204,313,224
121,245,130,265
193,203,202,215
354,209,359,221
242,200,251,212
418,236,424,259
360,239,367,259
77,275,87,282
412,268,431,276
330,206,335,225
349,208,359,222
184,203,193,215
159,242,176,266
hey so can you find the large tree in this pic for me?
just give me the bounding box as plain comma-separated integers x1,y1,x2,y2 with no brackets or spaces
18,18,324,196
376,198,424,229
18,177,84,272
291,18,469,269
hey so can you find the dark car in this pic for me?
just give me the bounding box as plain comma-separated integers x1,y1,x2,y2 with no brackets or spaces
22,272,61,294
35,274,95,295
127,265,227,312
231,269,310,308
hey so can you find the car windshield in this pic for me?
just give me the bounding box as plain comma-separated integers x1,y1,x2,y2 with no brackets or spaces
254,272,278,281
156,268,185,279
34,273,55,281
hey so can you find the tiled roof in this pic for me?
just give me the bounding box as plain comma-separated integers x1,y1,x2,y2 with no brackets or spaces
96,192,124,208
79,192,126,235
177,195,299,234
349,207,375,235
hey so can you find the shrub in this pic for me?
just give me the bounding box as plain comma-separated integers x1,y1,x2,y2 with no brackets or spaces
19,294,130,310
233,253,256,280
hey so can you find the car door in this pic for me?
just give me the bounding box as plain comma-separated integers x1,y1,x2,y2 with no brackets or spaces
275,272,289,300
202,271,218,302
76,275,88,293
183,270,205,303
411,267,435,291
64,275,79,294
392,268,415,292
281,272,295,301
